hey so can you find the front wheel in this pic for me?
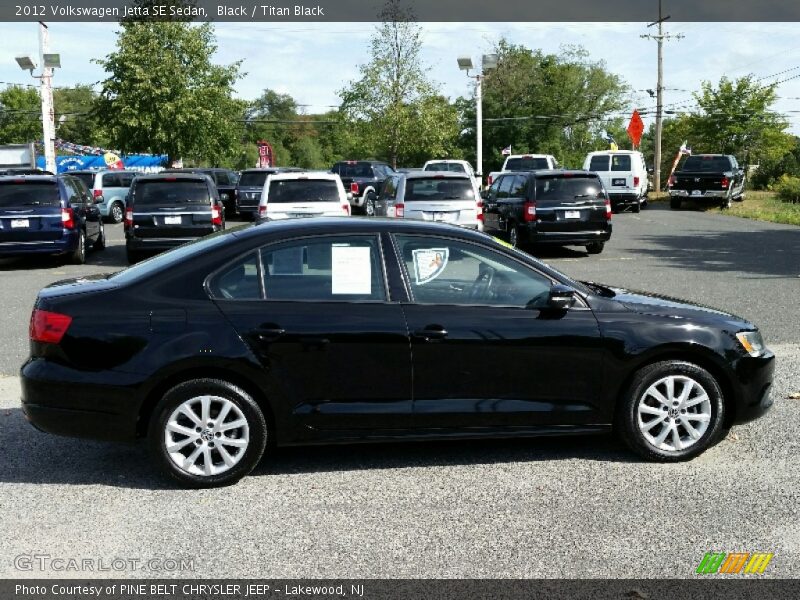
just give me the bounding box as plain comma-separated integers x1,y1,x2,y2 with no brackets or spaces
670,197,682,210
586,241,604,254
148,379,268,488
507,222,522,248
109,202,124,224
616,361,726,462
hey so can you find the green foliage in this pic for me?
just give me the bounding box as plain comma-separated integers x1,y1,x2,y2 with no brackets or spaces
339,3,458,168
775,175,800,204
748,136,800,190
464,40,629,171
94,21,243,165
0,86,41,143
53,85,107,146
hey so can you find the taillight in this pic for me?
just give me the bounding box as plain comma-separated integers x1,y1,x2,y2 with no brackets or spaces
523,201,536,222
211,205,222,226
258,205,267,218
124,208,133,227
29,309,72,344
605,198,612,220
487,175,493,186
341,203,351,215
350,182,359,195
721,176,729,189
61,208,75,230
395,203,404,218
477,199,484,221
633,176,640,187
668,175,677,188
92,189,102,198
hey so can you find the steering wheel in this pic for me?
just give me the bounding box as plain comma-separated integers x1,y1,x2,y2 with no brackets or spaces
469,266,496,301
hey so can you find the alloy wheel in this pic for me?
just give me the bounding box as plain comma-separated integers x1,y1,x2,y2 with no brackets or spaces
509,225,518,247
111,203,124,223
164,395,250,477
636,375,712,452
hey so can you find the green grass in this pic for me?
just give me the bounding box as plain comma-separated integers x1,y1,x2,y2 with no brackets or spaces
710,191,800,226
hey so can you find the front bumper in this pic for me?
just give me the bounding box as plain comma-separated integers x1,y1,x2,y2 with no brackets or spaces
730,350,776,425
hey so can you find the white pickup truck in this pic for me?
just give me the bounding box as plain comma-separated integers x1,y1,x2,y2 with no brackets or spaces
486,154,559,188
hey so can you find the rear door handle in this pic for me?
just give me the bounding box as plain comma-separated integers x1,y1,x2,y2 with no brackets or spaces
412,326,448,341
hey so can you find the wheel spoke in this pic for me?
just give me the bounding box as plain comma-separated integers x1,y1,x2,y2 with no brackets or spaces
218,445,236,467
683,419,702,440
684,394,709,409
220,418,246,432
653,423,671,446
200,396,211,424
183,445,202,470
167,422,196,437
202,447,213,476
646,387,670,406
166,437,195,453
639,404,663,416
179,406,202,427
216,401,233,426
664,377,675,402
642,415,666,432
677,380,694,405
685,413,711,423
219,436,247,448
671,426,683,450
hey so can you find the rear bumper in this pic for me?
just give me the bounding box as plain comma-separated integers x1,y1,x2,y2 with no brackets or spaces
669,189,728,199
731,350,776,425
521,224,612,245
0,233,78,256
608,193,640,208
20,358,142,442
126,236,200,252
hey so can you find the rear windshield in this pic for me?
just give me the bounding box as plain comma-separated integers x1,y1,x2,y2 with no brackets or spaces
238,172,269,187
424,162,467,173
268,179,340,203
336,163,374,178
133,180,210,206
611,155,632,171
505,157,549,171
535,176,604,201
405,177,475,201
588,156,610,171
71,172,95,189
681,156,733,172
0,182,60,207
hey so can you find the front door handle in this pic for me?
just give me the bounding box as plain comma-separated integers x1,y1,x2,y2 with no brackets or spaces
412,326,448,341
254,325,285,341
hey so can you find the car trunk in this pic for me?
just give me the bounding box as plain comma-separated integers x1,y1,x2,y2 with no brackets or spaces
0,181,64,243
403,177,476,224
131,180,214,239
534,176,608,232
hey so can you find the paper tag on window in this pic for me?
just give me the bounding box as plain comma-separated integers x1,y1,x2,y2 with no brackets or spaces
412,248,449,285
331,245,372,295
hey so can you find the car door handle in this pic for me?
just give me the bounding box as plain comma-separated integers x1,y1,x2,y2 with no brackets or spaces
254,325,285,341
412,326,448,341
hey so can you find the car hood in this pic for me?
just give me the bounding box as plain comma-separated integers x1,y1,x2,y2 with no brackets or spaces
603,285,755,330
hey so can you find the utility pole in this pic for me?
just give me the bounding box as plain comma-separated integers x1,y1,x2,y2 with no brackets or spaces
641,1,683,192
475,74,483,179
38,22,56,174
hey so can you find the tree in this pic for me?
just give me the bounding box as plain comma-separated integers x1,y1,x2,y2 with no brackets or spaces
461,41,629,170
339,0,458,168
94,21,243,165
0,86,41,144
53,85,106,145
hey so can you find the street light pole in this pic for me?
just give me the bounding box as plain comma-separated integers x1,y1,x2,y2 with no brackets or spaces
38,22,56,174
475,73,483,179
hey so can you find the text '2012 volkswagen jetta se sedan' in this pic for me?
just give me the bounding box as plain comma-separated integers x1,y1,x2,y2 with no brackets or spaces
20,218,774,487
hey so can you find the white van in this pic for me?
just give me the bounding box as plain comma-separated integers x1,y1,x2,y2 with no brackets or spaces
258,172,351,220
583,150,648,213
486,154,559,188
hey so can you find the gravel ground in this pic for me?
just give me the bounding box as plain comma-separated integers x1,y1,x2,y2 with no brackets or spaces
0,207,798,579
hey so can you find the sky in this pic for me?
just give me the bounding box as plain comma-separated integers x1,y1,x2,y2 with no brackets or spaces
1,21,800,135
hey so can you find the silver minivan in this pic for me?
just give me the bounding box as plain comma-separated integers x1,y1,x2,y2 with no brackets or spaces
375,171,482,230
70,169,137,223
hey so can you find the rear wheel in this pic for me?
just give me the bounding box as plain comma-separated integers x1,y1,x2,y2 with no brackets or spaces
586,241,604,254
670,197,682,210
616,360,726,462
632,200,641,213
720,195,732,209
148,379,268,488
363,192,376,217
109,202,124,224
508,222,521,248
70,230,86,265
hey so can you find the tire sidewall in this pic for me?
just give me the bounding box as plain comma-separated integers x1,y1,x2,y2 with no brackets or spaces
148,379,268,488
618,361,725,461
111,202,124,224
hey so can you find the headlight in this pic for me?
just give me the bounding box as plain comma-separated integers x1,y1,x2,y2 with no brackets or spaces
736,330,765,357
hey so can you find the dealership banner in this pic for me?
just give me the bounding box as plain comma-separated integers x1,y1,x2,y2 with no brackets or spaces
36,154,168,174
3,0,800,22
3,579,800,600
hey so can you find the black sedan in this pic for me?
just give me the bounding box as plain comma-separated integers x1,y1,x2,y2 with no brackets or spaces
20,218,774,487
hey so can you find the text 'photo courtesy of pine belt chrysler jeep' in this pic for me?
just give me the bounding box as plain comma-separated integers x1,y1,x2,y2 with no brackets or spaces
482,170,612,254
20,218,774,488
0,174,106,264
668,154,746,209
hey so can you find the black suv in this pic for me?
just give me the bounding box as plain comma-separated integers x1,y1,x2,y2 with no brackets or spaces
235,167,302,219
331,160,395,215
482,170,612,254
124,173,224,264
163,168,239,216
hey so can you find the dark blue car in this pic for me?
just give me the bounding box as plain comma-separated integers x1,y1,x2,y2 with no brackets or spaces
0,174,105,264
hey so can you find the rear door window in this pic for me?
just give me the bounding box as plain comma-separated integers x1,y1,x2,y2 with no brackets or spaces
71,172,95,189
589,156,610,171
0,181,60,208
134,179,211,207
102,173,122,187
510,175,528,198
268,179,340,203
497,176,514,199
611,155,632,171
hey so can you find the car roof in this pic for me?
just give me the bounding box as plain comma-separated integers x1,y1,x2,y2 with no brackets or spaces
505,154,552,159
133,173,208,181
586,150,642,156
268,171,340,181
503,169,597,177
335,160,387,165
403,171,470,180
0,174,58,183
68,169,137,175
241,167,301,173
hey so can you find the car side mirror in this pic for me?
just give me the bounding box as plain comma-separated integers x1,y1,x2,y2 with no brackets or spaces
548,284,577,310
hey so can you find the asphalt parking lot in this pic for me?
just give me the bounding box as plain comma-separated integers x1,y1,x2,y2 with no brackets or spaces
0,205,798,578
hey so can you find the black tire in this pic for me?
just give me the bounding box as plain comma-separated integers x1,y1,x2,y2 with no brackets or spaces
148,378,268,488
632,201,641,213
363,192,376,217
507,222,522,248
108,202,124,224
126,247,141,265
93,223,106,251
586,241,604,254
720,195,732,210
670,197,682,210
70,230,86,265
615,360,726,462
